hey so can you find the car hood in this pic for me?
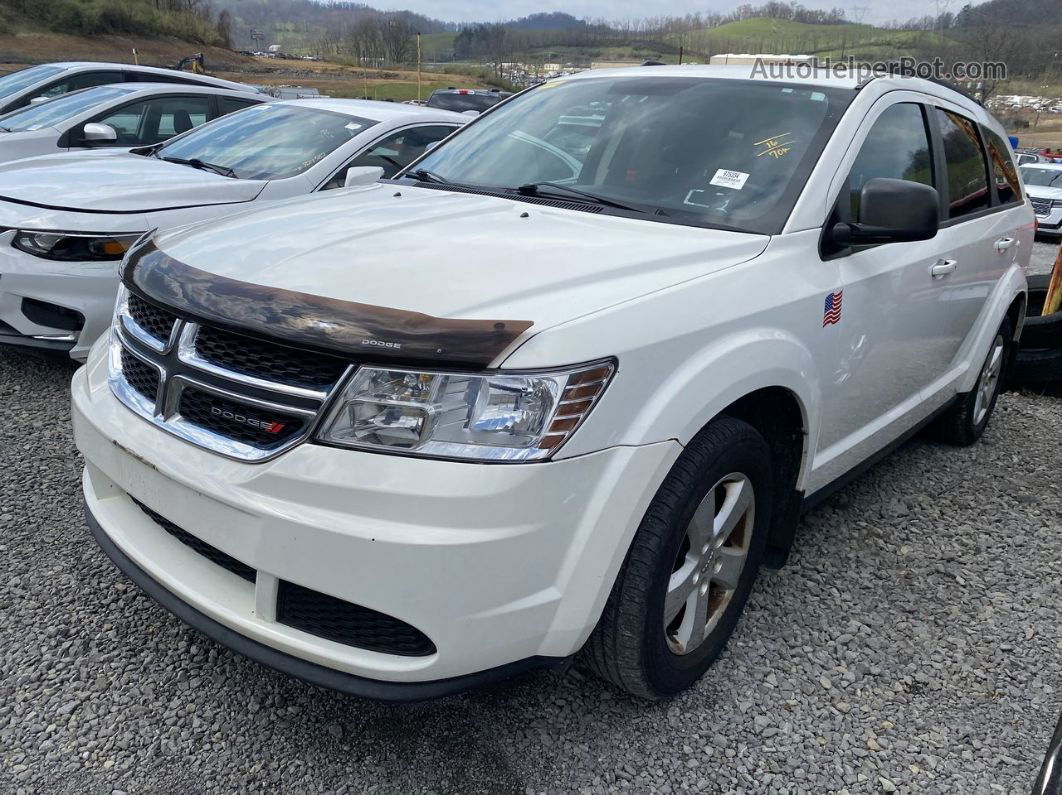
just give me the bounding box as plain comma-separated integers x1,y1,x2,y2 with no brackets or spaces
0,151,266,212
148,185,770,357
1025,183,1062,200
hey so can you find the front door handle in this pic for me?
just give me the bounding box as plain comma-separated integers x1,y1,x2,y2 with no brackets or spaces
930,259,958,278
995,236,1017,252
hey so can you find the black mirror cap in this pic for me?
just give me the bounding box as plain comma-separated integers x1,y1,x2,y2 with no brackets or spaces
835,177,939,246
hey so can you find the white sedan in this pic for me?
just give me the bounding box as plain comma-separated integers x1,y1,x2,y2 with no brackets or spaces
0,83,265,164
0,98,466,361
0,61,257,114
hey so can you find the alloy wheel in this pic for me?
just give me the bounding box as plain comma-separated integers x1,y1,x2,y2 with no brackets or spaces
664,472,754,656
973,333,1005,426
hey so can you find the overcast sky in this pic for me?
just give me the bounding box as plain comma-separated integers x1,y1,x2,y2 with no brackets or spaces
360,0,981,26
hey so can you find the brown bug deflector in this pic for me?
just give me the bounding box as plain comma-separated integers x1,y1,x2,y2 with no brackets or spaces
122,241,533,367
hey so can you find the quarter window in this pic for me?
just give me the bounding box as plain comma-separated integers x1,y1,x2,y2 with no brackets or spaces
983,128,1022,206
935,109,991,220
846,103,933,220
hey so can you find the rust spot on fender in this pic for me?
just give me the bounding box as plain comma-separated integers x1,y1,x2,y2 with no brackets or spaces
123,241,533,367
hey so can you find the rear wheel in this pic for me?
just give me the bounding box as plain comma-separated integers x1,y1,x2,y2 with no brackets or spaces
581,416,771,698
933,318,1011,446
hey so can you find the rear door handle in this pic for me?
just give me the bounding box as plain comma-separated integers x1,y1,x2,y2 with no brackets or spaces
995,236,1017,252
930,259,957,278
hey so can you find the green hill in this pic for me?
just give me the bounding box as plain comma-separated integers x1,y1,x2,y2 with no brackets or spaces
675,18,944,62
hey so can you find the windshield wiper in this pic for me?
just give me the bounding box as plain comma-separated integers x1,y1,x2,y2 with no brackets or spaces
409,168,449,185
516,181,645,213
162,156,237,179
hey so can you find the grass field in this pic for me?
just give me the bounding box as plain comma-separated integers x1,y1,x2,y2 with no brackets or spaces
673,17,943,61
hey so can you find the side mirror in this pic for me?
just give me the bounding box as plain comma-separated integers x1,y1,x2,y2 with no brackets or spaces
424,141,442,153
343,165,384,188
461,109,480,117
832,177,939,246
29,96,51,105
81,122,118,144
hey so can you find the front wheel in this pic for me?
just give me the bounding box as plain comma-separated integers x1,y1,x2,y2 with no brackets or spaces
581,416,772,698
933,317,1011,446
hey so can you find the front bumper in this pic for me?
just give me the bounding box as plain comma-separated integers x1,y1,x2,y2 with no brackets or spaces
1034,207,1062,234
72,341,680,692
0,230,119,361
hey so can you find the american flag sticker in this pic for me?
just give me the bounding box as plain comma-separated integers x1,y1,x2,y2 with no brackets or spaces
822,290,843,327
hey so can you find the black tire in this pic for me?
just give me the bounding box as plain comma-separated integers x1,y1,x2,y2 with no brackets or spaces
933,317,1012,446
1010,347,1062,384
1022,274,1062,350
581,416,772,699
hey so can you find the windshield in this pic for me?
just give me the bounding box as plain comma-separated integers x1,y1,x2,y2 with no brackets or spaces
155,103,379,180
0,85,133,131
0,65,64,102
412,76,851,234
427,92,504,113
1020,166,1062,188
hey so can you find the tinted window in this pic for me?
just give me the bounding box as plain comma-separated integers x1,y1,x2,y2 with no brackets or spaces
157,103,378,180
92,95,210,145
31,71,125,103
846,103,933,220
426,92,502,113
935,109,990,220
0,64,64,102
324,124,456,188
129,71,198,84
218,96,259,115
415,77,850,235
983,128,1022,205
0,85,133,131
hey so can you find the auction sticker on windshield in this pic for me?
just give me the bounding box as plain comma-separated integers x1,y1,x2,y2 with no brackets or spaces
709,169,749,190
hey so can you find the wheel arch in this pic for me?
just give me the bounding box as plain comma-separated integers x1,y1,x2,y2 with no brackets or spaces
717,386,808,568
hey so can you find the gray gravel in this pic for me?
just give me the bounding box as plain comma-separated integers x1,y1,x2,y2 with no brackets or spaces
1,242,1060,794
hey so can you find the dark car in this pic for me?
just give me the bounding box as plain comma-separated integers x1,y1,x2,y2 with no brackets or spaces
425,87,512,114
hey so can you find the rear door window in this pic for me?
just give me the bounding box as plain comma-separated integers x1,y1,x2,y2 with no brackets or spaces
218,96,260,115
935,109,991,220
982,128,1022,206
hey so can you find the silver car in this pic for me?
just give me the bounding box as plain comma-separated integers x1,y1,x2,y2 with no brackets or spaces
0,62,257,114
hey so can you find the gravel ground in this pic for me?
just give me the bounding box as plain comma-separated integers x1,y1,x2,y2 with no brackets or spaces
1,243,1060,795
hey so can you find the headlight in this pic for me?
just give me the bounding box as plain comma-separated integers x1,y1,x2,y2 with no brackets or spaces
317,360,615,462
13,231,144,261
1052,199,1062,208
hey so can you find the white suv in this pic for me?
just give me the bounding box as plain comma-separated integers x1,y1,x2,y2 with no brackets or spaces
72,66,1031,701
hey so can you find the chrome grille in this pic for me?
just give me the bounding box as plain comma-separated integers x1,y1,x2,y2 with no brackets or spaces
109,287,354,462
1030,197,1052,216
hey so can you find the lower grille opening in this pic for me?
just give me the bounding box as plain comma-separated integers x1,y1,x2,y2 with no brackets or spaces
21,297,84,332
276,580,436,657
177,387,305,449
132,499,256,583
120,349,160,404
